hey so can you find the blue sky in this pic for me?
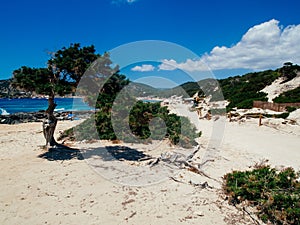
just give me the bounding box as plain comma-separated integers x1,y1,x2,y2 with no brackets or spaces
1,0,300,87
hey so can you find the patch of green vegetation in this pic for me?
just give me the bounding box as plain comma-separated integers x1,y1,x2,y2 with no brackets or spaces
61,74,200,148
286,106,297,113
223,165,300,224
132,103,199,147
273,87,300,103
62,102,199,148
279,62,300,84
219,70,279,110
262,112,290,119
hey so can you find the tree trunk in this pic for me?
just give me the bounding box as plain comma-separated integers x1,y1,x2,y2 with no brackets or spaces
43,93,58,147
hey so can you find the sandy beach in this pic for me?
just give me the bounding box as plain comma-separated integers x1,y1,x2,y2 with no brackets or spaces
0,104,299,225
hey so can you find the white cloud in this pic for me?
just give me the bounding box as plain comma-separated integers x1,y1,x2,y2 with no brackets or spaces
159,59,209,72
131,64,155,72
159,19,300,71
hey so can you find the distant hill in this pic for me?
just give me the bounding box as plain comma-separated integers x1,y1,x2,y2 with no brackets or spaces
218,69,280,109
155,78,223,100
160,63,300,110
126,82,160,97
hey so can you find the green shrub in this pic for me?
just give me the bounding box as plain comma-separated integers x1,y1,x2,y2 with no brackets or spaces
60,102,199,148
286,106,297,113
273,87,300,103
118,101,199,147
276,112,290,119
223,165,300,224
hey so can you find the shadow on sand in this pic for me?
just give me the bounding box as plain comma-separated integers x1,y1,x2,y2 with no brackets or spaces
39,143,151,162
81,145,150,161
38,143,83,161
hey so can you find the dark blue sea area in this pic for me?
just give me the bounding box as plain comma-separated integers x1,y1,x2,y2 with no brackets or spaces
0,97,93,115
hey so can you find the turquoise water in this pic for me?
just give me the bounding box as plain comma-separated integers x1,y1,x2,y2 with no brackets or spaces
0,98,93,115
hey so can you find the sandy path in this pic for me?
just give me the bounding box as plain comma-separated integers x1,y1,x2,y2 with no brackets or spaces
169,102,300,171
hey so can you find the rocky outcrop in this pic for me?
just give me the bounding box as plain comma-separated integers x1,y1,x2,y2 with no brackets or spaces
0,112,45,124
0,79,32,98
0,79,11,98
0,111,91,124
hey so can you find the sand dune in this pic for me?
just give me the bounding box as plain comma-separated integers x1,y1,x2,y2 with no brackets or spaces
260,73,300,102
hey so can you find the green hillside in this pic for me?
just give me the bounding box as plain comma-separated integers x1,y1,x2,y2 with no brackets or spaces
273,86,300,103
219,70,280,109
170,63,299,110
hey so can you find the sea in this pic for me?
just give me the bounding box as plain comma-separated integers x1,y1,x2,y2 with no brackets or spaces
0,97,93,115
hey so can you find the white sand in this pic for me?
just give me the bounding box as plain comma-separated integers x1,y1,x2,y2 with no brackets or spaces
260,73,300,102
0,104,299,224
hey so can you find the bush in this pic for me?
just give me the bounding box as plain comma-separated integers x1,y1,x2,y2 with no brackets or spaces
60,72,200,147
275,112,290,119
273,87,300,103
286,106,297,113
223,165,300,224
60,102,199,148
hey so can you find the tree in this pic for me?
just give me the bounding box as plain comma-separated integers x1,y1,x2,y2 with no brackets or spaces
279,62,300,84
12,43,100,146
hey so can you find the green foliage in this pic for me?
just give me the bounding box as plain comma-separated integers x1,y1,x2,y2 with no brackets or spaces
123,101,198,147
286,106,297,112
276,112,290,119
96,75,199,147
263,112,290,119
89,73,130,141
79,115,105,140
279,62,300,84
12,67,54,95
70,103,199,147
48,43,99,85
223,165,300,224
64,73,199,147
273,87,300,103
219,70,279,110
12,43,99,96
129,101,161,140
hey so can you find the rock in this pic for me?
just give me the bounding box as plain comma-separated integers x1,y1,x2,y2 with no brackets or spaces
0,110,91,124
0,112,47,124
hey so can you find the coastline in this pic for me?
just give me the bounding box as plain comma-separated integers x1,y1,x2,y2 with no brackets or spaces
0,97,93,117
0,95,85,99
0,110,93,124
